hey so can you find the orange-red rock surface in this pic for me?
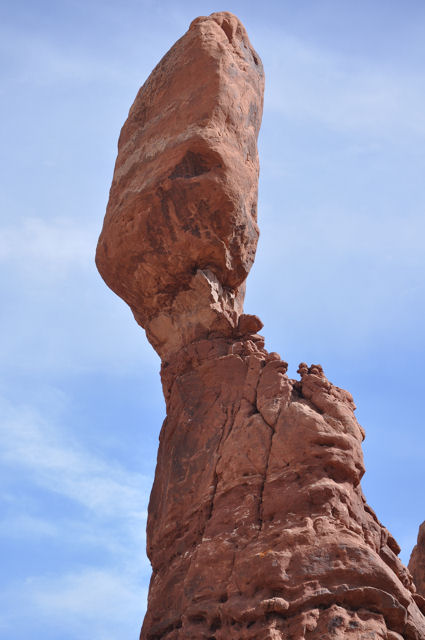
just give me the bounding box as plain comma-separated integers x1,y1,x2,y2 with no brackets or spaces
96,11,263,359
410,522,425,599
96,11,425,640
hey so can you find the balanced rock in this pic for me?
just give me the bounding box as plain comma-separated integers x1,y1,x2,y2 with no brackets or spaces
96,11,264,359
96,11,425,640
409,522,425,598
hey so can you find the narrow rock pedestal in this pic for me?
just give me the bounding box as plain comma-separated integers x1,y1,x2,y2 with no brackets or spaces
96,11,425,640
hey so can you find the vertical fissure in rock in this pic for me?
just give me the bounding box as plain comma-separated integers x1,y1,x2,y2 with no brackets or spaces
257,415,277,533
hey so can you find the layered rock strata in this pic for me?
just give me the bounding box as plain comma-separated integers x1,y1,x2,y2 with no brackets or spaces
410,523,425,599
96,11,425,640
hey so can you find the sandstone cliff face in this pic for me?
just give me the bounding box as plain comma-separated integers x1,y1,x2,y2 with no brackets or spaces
410,523,425,599
96,11,425,640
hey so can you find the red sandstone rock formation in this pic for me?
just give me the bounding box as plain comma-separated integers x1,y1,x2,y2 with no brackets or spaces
96,11,263,359
96,11,425,640
410,523,425,599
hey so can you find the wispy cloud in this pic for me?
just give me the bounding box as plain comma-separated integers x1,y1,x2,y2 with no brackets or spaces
0,395,151,639
258,202,425,264
0,215,158,375
0,217,95,279
0,513,58,539
1,568,147,640
31,567,146,620
0,396,150,519
246,196,425,357
259,31,425,139
0,28,129,87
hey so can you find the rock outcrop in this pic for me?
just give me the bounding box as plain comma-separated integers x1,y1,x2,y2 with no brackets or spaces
410,522,425,599
96,11,425,640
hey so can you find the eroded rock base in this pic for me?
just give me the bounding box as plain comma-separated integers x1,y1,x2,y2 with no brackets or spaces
141,332,425,640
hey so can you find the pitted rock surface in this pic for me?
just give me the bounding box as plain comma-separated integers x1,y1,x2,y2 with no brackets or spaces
96,11,425,640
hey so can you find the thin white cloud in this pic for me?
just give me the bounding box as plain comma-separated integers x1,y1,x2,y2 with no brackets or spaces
0,395,151,638
258,202,425,264
30,568,145,618
0,214,160,375
0,217,95,278
245,196,425,355
0,396,150,519
259,31,425,139
0,513,58,539
0,28,128,87
1,567,147,640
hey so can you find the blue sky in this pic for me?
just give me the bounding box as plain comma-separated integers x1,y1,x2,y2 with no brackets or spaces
1,1,424,638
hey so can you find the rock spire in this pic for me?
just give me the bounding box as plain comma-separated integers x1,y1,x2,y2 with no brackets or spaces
410,522,425,600
96,11,425,640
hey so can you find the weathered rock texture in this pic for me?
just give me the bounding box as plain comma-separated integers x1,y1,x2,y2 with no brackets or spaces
96,11,263,359
410,522,425,599
96,11,425,640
